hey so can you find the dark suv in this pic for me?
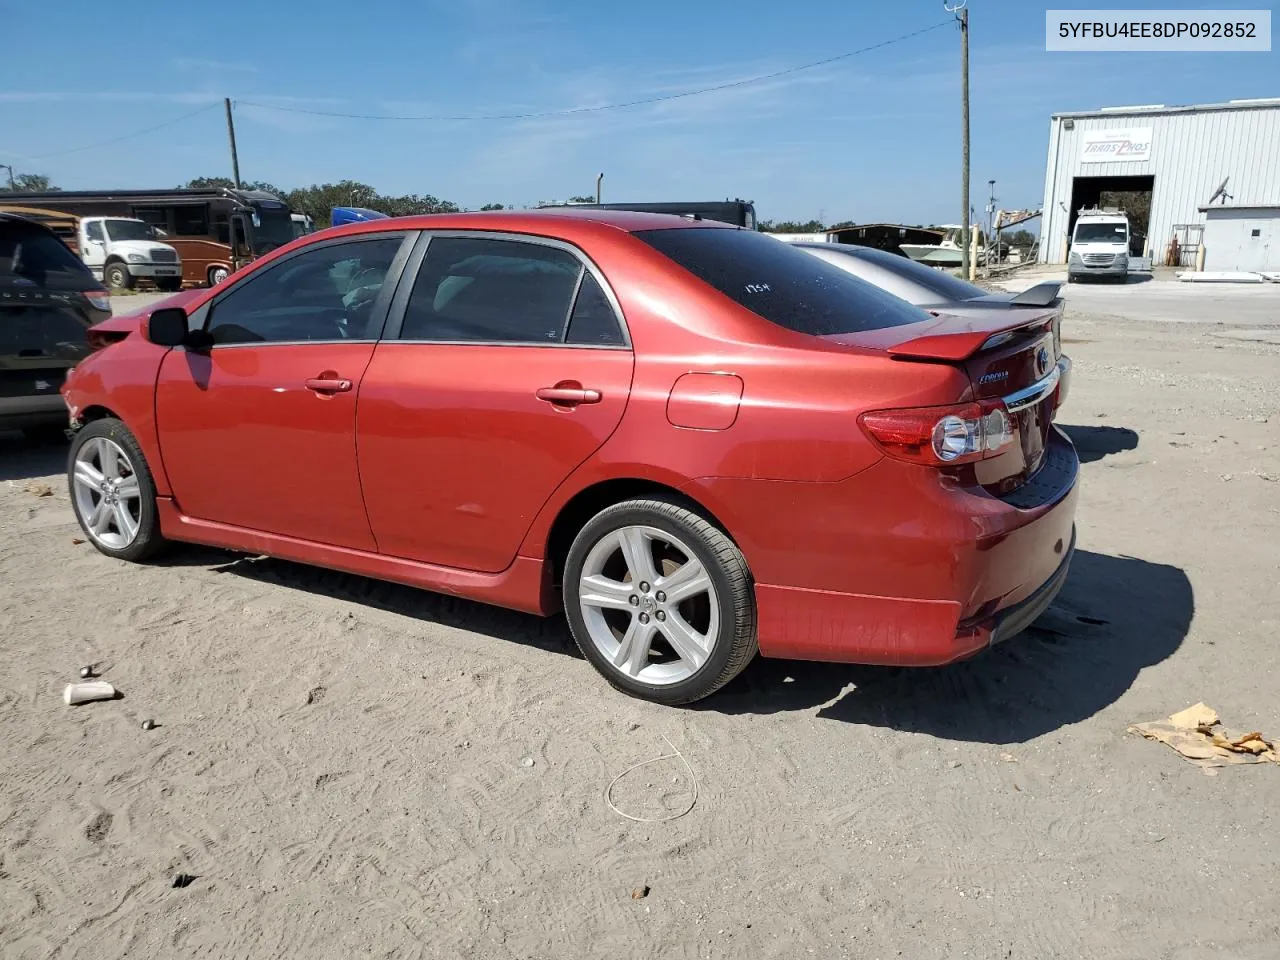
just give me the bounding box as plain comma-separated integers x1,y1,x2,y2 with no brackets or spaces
1,213,110,440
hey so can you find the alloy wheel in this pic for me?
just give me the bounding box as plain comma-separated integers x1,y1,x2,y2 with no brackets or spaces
578,525,720,686
72,436,143,550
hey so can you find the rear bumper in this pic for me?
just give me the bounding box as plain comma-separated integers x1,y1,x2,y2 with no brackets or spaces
986,527,1075,646
694,426,1082,666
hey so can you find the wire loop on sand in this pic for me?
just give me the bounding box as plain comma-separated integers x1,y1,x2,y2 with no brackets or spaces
605,734,699,823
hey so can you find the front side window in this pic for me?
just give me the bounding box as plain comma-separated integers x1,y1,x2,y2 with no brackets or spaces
84,221,105,243
206,236,405,345
635,227,930,336
400,237,585,343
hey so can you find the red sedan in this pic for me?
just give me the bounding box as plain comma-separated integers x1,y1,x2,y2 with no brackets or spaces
61,210,1078,705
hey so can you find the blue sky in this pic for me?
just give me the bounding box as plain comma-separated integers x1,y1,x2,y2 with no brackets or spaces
2,0,1275,225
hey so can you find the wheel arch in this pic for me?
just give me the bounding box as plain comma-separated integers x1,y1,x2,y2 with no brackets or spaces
78,403,122,424
541,477,735,589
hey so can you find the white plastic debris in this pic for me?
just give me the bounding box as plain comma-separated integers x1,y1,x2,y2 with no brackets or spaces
64,681,116,706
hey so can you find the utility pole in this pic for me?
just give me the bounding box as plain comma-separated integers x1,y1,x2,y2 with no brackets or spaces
946,0,970,276
224,98,242,189
0,163,15,189
986,179,996,268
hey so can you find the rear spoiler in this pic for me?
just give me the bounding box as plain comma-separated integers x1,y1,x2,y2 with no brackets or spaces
1009,281,1063,307
887,317,1055,363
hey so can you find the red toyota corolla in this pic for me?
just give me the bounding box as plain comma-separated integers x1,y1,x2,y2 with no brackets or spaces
61,209,1078,704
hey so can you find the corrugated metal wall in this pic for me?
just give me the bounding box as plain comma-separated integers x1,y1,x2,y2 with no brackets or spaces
1039,104,1280,263
1203,209,1279,272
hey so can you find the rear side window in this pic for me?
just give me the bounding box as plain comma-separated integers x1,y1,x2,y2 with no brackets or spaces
566,272,625,346
0,220,97,291
401,237,583,344
634,228,929,335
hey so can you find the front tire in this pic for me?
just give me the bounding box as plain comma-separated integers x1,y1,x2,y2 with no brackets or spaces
208,266,229,286
67,418,166,562
104,262,134,291
563,498,757,705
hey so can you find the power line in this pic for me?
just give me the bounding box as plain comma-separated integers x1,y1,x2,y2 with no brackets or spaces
240,20,952,122
29,102,221,161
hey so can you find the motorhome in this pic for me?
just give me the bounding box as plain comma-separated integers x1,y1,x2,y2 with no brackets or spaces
0,187,296,287
0,205,183,291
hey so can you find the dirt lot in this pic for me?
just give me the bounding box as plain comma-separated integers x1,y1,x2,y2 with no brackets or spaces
2,279,1278,959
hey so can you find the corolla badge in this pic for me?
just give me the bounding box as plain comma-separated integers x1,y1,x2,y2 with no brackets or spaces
978,371,1009,385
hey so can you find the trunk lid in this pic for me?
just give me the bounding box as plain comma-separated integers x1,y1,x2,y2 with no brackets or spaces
826,302,1065,492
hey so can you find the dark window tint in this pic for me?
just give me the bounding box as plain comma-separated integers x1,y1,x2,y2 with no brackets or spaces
174,205,210,237
0,220,97,291
634,228,929,336
401,237,582,343
823,245,990,303
133,207,170,233
206,236,404,345
566,272,624,345
84,221,105,243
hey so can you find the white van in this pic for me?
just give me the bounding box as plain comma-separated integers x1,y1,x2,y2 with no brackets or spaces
1067,209,1129,283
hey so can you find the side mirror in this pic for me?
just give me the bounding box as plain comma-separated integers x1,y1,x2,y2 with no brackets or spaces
146,307,195,347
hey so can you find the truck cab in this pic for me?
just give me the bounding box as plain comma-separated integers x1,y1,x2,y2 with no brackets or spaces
1067,209,1130,283
76,216,184,292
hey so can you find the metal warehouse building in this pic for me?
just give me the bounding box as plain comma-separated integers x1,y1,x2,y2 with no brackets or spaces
1039,98,1280,270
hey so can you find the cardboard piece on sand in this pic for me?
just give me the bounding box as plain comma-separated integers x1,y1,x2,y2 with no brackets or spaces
1129,702,1279,776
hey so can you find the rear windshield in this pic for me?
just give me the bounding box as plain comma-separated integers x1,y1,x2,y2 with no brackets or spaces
0,220,97,290
634,227,929,335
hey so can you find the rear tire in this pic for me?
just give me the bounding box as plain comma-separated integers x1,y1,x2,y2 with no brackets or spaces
66,418,166,563
563,497,757,705
104,261,134,291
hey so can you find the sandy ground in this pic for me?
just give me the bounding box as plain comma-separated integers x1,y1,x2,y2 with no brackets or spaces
2,280,1279,959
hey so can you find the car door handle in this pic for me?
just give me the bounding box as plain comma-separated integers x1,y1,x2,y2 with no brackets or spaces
304,377,353,394
536,385,601,405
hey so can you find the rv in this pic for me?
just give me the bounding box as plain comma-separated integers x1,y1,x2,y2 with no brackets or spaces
0,205,183,291
0,187,297,287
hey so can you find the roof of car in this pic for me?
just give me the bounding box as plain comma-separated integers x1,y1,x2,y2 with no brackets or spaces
793,241,900,261
314,207,742,241
0,211,57,230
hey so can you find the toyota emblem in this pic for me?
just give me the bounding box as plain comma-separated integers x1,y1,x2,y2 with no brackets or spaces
1036,345,1050,377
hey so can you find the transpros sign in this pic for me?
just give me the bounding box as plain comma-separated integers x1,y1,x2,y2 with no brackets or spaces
1080,127,1153,163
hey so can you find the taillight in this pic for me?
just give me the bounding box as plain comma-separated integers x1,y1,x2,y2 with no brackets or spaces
85,289,111,312
859,400,1015,466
